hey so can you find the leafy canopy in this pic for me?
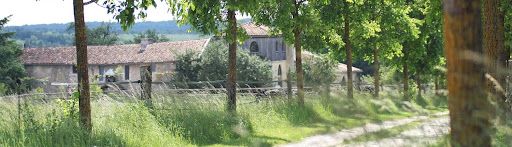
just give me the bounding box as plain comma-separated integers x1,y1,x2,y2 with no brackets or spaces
0,16,28,95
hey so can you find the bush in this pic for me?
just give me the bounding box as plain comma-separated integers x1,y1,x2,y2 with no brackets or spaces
302,55,337,85
173,41,272,88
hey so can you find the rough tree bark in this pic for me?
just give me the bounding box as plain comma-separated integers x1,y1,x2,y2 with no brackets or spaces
344,0,354,99
403,49,409,99
444,0,491,146
73,0,92,133
292,1,304,105
226,9,237,113
484,0,507,114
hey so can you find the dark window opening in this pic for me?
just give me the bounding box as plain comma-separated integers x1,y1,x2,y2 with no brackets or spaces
282,41,286,51
72,65,77,73
278,65,282,76
275,41,278,51
99,66,104,81
250,41,259,53
151,64,156,72
125,65,130,80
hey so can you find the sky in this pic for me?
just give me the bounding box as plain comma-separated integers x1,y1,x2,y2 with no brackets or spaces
0,0,175,26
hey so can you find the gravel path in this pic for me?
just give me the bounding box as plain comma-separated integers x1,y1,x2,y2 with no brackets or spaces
279,111,449,147
339,116,449,147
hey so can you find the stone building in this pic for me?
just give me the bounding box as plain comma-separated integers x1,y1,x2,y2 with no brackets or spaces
21,38,210,92
218,22,363,87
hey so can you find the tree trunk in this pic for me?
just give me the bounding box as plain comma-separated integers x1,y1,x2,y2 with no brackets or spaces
434,72,439,95
484,0,507,113
416,73,421,99
226,10,237,113
287,70,292,100
73,0,91,133
140,66,152,107
294,28,304,105
344,0,354,99
292,2,304,105
374,44,379,98
403,50,409,99
443,0,491,146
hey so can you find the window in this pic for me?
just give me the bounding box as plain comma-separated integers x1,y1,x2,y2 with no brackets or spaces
277,65,282,76
250,41,259,53
151,64,156,72
282,41,286,51
125,65,130,80
72,65,77,74
275,41,278,51
99,66,104,81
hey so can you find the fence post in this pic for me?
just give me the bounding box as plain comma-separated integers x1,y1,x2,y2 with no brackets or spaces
287,71,292,99
325,82,331,99
140,66,152,107
16,78,21,131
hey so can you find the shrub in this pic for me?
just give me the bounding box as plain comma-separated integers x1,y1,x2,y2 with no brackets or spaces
173,41,272,88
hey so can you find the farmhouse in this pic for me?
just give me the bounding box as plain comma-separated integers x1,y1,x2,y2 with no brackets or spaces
217,22,363,87
21,38,210,92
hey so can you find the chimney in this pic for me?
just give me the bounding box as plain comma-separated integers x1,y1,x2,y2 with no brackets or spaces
139,38,154,53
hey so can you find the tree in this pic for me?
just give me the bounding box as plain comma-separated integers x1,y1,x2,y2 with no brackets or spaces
73,0,92,133
68,22,120,45
173,41,272,89
483,0,508,116
107,0,258,112
198,41,272,88
347,0,421,98
252,0,318,104
131,29,169,43
443,0,491,145
0,16,27,95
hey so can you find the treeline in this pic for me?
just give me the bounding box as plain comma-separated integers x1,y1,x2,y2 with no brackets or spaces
4,20,203,47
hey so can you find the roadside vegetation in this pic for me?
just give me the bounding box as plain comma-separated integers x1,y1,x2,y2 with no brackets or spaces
0,90,446,146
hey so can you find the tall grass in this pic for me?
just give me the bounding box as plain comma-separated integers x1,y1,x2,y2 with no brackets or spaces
0,89,447,146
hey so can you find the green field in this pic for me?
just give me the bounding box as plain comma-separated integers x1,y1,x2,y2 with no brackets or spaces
0,90,447,146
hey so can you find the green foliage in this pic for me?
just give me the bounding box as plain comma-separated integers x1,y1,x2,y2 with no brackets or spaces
68,22,120,45
301,55,337,85
55,92,80,119
174,41,272,88
128,29,170,44
0,16,28,95
173,49,201,88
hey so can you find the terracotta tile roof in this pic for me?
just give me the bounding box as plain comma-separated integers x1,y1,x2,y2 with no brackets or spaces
241,22,276,36
301,51,363,73
21,39,210,65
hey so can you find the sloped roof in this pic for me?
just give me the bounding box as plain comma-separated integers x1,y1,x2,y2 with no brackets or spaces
301,51,363,73
21,39,210,65
241,22,276,36
336,63,363,73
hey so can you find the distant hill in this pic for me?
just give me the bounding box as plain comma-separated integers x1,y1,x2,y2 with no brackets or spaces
4,20,193,34
4,18,252,34
3,19,252,47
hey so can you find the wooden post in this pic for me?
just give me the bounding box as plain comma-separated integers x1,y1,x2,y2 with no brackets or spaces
325,82,331,99
287,71,292,100
140,66,152,107
16,79,21,130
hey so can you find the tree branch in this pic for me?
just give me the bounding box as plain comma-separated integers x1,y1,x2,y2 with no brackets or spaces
84,0,96,5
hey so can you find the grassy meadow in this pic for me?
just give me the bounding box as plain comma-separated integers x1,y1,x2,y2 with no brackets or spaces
0,89,448,147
